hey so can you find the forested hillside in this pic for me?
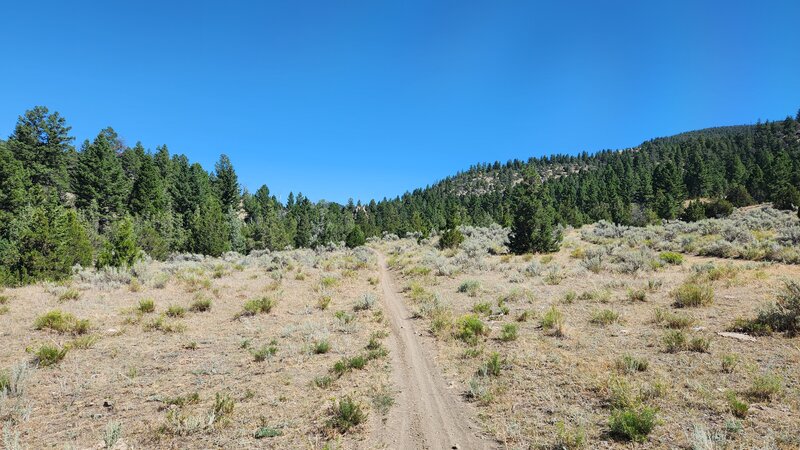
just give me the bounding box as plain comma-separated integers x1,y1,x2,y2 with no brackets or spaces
1,106,799,285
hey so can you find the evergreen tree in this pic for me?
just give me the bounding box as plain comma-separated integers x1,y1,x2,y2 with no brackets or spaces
213,154,240,211
129,153,167,216
345,225,366,248
7,106,73,191
509,169,562,254
74,129,129,228
189,196,230,256
98,216,141,268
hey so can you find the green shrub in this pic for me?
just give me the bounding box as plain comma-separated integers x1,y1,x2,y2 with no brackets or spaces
455,315,487,344
241,297,276,316
751,280,800,336
254,426,282,439
721,354,739,373
590,309,620,326
748,373,782,400
327,396,366,433
34,310,91,334
34,344,68,366
166,305,186,318
608,405,658,442
499,323,518,342
688,337,710,353
252,343,278,361
313,340,330,354
653,308,695,329
58,288,81,301
138,298,155,313
673,282,714,308
190,296,212,312
662,330,687,353
616,355,649,374
727,317,772,336
541,305,565,336
143,315,186,333
439,227,464,250
472,301,491,315
659,252,684,265
477,352,503,377
726,391,749,418
458,280,481,297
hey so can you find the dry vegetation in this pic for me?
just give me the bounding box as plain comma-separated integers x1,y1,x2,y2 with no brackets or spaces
375,205,800,449
2,205,799,449
0,247,391,449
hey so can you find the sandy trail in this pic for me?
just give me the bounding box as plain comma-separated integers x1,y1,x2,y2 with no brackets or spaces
372,252,495,450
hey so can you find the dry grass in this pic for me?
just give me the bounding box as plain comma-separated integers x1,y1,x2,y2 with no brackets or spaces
0,248,387,448
376,226,800,449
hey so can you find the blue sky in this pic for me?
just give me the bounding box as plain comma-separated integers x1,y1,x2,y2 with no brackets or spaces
1,1,799,204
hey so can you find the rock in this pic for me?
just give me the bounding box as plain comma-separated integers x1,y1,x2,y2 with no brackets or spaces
716,331,756,342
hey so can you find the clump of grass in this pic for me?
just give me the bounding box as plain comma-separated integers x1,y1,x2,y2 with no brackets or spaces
327,396,366,433
320,276,338,288
252,341,278,362
34,344,69,366
166,305,186,318
555,419,587,449
721,354,739,373
313,339,331,354
477,352,503,377
662,330,687,353
0,295,8,315
516,310,533,322
240,297,276,317
562,290,577,304
66,334,100,350
58,288,81,301
627,289,647,302
659,252,684,265
748,373,782,401
608,405,658,442
616,355,649,374
143,315,186,333
472,301,491,315
672,282,714,308
741,280,800,336
652,308,695,329
541,305,565,336
190,295,212,312
209,392,235,425
317,295,332,310
34,310,91,335
726,391,749,418
138,298,156,314
455,315,487,345
254,426,282,439
458,280,481,297
688,336,710,353
499,323,518,342
727,317,773,336
590,309,620,326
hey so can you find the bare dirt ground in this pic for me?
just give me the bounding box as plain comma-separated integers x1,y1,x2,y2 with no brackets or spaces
372,252,495,450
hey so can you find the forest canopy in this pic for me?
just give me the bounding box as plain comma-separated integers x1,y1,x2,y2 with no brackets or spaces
1,106,799,285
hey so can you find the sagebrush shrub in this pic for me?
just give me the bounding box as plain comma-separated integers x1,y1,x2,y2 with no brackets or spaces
455,315,487,344
34,310,91,335
499,323,518,342
327,396,366,433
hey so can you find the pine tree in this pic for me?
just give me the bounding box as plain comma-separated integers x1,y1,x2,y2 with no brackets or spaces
74,129,129,228
129,154,167,216
213,154,240,211
189,195,230,256
97,216,141,268
509,169,562,254
7,106,73,191
345,225,366,248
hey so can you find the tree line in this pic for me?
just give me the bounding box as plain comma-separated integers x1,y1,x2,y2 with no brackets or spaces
1,106,799,284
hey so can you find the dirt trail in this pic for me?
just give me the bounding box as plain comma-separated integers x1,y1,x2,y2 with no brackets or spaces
372,252,494,450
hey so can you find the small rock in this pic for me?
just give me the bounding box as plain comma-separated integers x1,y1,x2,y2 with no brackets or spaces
716,331,756,342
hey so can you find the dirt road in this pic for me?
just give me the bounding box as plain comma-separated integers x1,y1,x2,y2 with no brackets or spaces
372,252,494,449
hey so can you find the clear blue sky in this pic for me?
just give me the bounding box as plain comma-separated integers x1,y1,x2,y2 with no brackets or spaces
1,1,799,204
